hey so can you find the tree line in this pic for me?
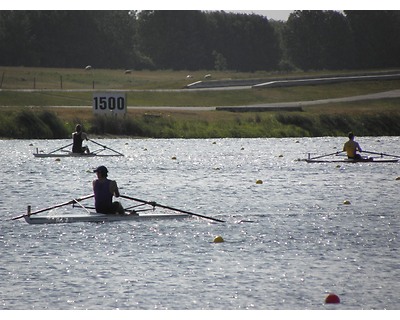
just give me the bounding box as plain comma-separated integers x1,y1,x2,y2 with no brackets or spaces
1,10,400,72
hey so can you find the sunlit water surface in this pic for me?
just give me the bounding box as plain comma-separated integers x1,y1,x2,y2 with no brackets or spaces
1,137,399,310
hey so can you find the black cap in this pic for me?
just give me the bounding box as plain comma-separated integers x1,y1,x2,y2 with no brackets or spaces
93,165,108,174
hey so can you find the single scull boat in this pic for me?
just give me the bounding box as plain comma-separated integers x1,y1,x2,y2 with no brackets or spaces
23,211,187,224
305,158,398,163
33,139,124,158
12,194,224,224
305,150,399,163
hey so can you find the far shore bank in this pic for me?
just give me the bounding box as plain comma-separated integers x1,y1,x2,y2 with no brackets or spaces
1,67,400,139
1,97,400,139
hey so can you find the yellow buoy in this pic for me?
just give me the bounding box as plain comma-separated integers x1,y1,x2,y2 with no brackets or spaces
343,200,351,205
213,236,224,243
256,179,263,184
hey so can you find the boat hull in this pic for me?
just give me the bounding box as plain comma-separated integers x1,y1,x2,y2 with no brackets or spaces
306,158,398,163
24,212,188,224
33,153,122,158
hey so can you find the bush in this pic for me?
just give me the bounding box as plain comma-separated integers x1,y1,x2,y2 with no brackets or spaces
38,111,69,138
15,110,53,138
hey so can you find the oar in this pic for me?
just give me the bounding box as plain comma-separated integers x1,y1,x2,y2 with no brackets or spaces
47,142,73,154
308,151,344,160
362,150,400,159
11,194,94,220
120,195,225,223
88,139,124,156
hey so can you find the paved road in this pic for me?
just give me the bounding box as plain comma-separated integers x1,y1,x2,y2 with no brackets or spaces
116,89,400,111
2,89,400,111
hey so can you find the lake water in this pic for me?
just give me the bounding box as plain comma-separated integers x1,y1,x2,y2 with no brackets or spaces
1,137,399,311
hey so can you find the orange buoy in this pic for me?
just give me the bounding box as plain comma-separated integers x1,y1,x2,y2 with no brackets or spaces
325,293,340,304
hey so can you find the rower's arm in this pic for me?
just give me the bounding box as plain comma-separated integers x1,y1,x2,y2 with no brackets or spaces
110,180,120,197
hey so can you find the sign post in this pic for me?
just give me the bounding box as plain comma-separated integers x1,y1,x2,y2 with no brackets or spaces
92,92,127,116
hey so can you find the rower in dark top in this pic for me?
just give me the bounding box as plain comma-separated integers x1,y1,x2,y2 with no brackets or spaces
92,165,125,214
72,124,90,154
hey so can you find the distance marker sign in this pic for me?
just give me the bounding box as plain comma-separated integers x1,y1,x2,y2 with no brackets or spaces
93,92,127,116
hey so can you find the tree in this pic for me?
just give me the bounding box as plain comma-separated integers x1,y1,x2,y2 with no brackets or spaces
345,11,400,69
206,11,281,71
136,11,210,70
283,10,354,70
0,11,36,66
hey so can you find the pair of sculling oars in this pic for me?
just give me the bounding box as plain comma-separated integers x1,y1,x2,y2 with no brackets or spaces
120,195,225,223
362,150,400,159
88,139,124,156
11,194,94,220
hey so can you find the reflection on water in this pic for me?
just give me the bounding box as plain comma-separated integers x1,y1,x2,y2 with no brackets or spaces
1,137,399,309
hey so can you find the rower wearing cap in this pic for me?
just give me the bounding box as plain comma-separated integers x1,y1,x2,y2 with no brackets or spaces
343,132,362,160
93,165,125,214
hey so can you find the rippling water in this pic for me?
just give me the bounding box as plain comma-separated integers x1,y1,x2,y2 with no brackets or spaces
1,137,399,310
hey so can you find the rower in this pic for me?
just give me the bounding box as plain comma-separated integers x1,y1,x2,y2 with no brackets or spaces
343,132,362,160
72,124,90,154
92,165,128,215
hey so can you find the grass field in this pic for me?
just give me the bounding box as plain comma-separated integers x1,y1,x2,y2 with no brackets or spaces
1,66,400,138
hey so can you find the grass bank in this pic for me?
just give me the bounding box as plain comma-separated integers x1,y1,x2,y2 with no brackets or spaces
1,67,400,138
1,98,400,139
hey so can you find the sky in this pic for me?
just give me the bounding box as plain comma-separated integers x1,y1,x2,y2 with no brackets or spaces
1,1,399,21
229,10,292,21
2,0,399,11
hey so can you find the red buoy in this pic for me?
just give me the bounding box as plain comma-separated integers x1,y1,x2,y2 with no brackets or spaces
325,293,340,304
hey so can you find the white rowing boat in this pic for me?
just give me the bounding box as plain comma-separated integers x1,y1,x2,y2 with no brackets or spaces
33,152,121,158
24,212,188,224
33,139,124,158
306,158,398,163
305,150,399,164
12,193,224,225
